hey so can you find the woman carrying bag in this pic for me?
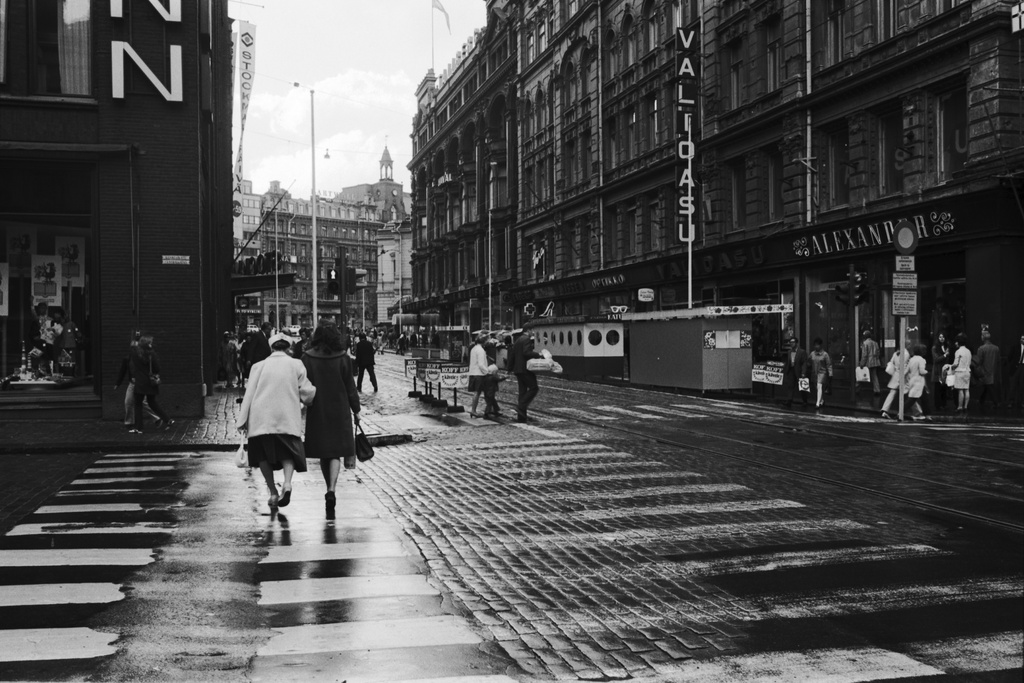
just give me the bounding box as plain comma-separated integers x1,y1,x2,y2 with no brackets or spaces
301,324,361,517
236,332,316,510
128,335,174,434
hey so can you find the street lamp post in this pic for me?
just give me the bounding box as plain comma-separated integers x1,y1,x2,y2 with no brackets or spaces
488,161,497,331
295,83,319,326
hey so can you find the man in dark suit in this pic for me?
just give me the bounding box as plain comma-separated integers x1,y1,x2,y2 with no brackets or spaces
1008,332,1024,411
354,332,378,392
245,322,272,381
508,330,542,422
782,337,810,408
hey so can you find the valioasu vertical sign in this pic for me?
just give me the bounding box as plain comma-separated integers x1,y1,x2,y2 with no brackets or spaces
676,20,700,307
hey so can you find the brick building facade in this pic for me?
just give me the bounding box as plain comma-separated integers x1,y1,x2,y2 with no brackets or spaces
408,0,1023,391
0,1,233,418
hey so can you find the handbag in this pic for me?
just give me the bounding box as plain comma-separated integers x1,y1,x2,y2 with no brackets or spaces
797,377,810,392
355,422,374,462
885,360,896,376
148,357,161,386
235,433,248,468
855,367,870,383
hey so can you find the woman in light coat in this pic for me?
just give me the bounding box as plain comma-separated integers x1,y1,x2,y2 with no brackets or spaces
952,332,972,414
237,333,316,509
301,324,361,517
904,344,931,420
467,334,489,418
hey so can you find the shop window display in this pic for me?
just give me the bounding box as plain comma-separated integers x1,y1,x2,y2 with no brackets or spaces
0,165,93,391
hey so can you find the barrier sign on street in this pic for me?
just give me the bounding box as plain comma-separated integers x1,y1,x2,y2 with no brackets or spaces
438,363,469,389
752,361,784,386
892,272,918,289
892,290,918,316
895,255,915,272
404,358,418,378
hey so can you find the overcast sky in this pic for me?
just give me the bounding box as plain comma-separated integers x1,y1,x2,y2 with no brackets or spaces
230,0,488,200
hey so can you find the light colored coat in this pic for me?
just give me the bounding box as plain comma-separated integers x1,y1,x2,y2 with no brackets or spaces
906,355,928,398
886,349,910,390
469,343,489,376
236,351,316,437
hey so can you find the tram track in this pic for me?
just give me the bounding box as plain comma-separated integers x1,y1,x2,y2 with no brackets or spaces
516,397,1024,535
374,360,1023,533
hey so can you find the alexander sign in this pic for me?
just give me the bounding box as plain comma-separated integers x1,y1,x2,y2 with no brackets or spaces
792,211,956,259
676,27,699,243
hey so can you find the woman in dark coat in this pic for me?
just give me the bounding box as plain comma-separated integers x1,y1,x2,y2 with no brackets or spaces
301,324,361,516
127,334,173,434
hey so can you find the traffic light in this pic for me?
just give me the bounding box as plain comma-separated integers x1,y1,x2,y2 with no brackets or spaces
853,271,869,305
327,265,339,295
834,283,850,305
344,267,357,294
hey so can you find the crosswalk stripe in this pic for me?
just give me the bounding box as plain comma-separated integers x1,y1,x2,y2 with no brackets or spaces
510,460,671,477
33,504,148,514
562,483,749,499
0,583,125,607
0,628,119,662
55,489,167,497
7,522,176,536
647,645,943,680
511,423,567,438
0,548,155,567
257,615,481,657
66,477,160,485
528,471,705,483
751,576,1024,620
577,499,805,519
549,407,616,420
259,574,437,606
661,544,952,576
385,677,520,683
593,405,666,419
904,631,1024,674
96,457,185,463
526,519,869,546
260,541,408,564
83,466,176,473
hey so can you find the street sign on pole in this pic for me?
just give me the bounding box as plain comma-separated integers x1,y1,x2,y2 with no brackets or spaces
892,273,918,289
895,255,915,272
892,290,918,316
893,219,918,255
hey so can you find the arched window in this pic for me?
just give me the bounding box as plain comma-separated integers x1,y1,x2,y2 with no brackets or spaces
623,15,636,67
580,58,590,98
562,61,576,111
536,89,545,130
603,30,616,76
644,1,658,52
523,99,533,137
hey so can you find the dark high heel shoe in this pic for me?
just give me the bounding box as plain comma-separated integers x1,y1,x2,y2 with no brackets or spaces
278,487,292,507
325,491,336,511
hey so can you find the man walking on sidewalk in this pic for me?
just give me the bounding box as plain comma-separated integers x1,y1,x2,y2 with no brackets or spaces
509,330,542,422
354,332,378,392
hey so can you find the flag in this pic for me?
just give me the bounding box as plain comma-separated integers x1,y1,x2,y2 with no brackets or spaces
433,0,451,34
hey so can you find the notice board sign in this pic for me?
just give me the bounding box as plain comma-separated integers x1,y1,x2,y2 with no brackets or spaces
752,361,785,386
892,290,918,316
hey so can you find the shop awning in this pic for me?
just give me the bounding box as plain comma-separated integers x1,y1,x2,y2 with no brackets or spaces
230,273,296,295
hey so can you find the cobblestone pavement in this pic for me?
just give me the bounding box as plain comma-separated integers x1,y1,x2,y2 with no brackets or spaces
1,353,1021,680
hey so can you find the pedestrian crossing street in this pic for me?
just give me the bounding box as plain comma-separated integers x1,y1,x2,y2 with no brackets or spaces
361,434,1024,680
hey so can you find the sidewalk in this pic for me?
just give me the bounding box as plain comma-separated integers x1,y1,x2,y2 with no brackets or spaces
0,387,413,456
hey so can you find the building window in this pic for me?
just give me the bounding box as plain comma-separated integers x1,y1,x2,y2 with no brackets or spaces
645,93,661,149
877,109,904,196
645,1,658,52
539,18,547,52
581,130,592,180
645,199,662,252
826,0,846,67
763,17,781,92
0,0,7,82
624,207,636,255
767,150,785,221
523,100,533,138
580,224,591,266
623,15,636,67
34,0,92,95
625,106,638,160
729,158,747,232
728,39,744,109
937,88,967,180
565,138,577,186
604,115,618,169
823,126,850,209
876,0,896,42
603,30,616,76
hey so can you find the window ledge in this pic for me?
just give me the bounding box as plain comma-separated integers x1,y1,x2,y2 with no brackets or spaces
0,94,98,107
